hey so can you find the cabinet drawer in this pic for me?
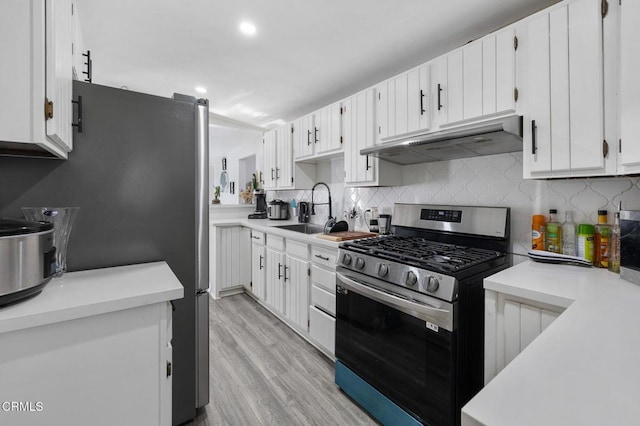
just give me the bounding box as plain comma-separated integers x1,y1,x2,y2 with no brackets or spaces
250,230,265,245
309,305,335,355
311,245,338,268
311,284,336,316
266,234,284,250
311,264,335,294
286,239,309,259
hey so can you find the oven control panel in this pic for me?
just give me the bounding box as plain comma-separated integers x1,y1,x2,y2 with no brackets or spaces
420,208,462,223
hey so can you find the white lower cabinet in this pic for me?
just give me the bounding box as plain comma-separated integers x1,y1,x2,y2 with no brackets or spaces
484,289,563,384
265,246,285,314
283,248,310,331
309,249,338,357
250,231,266,300
309,305,335,355
211,225,251,298
0,301,173,425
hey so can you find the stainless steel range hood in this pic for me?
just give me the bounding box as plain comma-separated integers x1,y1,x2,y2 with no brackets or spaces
361,115,523,165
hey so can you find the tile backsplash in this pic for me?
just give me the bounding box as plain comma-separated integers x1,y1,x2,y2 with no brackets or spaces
271,152,640,256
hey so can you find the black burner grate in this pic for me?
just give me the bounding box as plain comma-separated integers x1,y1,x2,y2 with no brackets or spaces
344,236,503,273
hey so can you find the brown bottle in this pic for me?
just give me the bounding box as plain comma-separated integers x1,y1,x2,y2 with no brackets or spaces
594,210,611,268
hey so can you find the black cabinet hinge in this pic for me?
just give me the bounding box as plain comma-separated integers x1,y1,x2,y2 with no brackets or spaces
514,35,519,51
619,138,622,153
291,177,294,183
307,268,311,277
514,88,519,102
166,361,172,377
603,140,609,158
291,125,294,133
602,0,609,17
340,136,343,144
378,92,381,100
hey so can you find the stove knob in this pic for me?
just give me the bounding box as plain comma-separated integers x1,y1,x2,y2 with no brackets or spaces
406,271,418,286
426,276,440,292
377,263,389,277
355,257,366,270
342,253,352,266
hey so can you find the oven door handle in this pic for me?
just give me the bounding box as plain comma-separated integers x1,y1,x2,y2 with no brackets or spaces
336,272,454,332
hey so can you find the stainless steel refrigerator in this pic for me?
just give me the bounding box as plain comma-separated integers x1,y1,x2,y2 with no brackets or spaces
0,81,210,425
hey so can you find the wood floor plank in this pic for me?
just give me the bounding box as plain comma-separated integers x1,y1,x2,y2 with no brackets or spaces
186,293,378,426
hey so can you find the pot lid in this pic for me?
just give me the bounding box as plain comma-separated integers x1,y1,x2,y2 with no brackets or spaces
0,217,53,237
269,199,288,205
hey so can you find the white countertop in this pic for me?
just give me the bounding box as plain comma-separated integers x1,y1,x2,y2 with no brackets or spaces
210,217,345,249
0,261,184,334
462,261,640,426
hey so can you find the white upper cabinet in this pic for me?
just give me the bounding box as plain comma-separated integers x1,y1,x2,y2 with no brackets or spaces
434,26,517,129
463,41,483,121
293,114,315,160
293,102,342,161
344,89,402,187
523,0,605,179
264,124,316,190
316,101,343,155
619,0,640,172
0,0,75,158
376,64,430,143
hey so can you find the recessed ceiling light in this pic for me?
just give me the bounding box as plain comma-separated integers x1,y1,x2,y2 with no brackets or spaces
239,21,257,36
195,86,207,94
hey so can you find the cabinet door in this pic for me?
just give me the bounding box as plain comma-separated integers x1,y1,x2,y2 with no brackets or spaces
620,0,640,166
251,243,265,300
217,226,249,291
394,73,409,136
407,65,430,134
240,227,252,292
495,27,517,115
463,41,483,120
527,13,552,173
447,50,464,124
549,6,571,172
376,80,397,142
345,90,376,184
0,0,36,144
45,0,74,152
265,248,285,314
432,57,448,126
316,102,342,154
568,0,604,171
482,35,497,116
263,130,278,189
284,255,309,331
276,124,293,189
294,114,314,159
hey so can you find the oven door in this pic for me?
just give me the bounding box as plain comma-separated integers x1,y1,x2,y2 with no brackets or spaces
336,269,457,425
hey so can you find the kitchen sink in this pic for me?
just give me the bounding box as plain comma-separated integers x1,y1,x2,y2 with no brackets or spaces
274,223,325,234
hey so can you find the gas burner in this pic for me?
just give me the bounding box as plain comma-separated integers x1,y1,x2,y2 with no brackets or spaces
343,236,503,273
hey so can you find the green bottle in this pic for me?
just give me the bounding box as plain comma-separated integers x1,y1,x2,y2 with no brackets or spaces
545,209,562,253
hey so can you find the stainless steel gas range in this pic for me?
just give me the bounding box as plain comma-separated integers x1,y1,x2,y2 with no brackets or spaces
335,203,511,426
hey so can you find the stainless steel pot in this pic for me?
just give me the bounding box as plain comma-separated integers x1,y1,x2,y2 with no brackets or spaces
267,199,290,220
0,218,56,307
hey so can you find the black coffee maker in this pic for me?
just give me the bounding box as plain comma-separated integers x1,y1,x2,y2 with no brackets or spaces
248,192,267,219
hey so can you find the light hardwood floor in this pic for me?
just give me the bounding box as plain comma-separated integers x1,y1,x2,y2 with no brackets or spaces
186,293,378,425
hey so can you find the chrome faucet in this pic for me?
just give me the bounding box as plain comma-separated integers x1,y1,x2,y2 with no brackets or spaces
311,182,333,221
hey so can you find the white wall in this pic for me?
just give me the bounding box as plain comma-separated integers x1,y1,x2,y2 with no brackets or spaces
269,152,640,257
209,123,262,204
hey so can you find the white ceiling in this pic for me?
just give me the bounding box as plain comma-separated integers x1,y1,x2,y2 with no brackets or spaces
76,0,558,129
